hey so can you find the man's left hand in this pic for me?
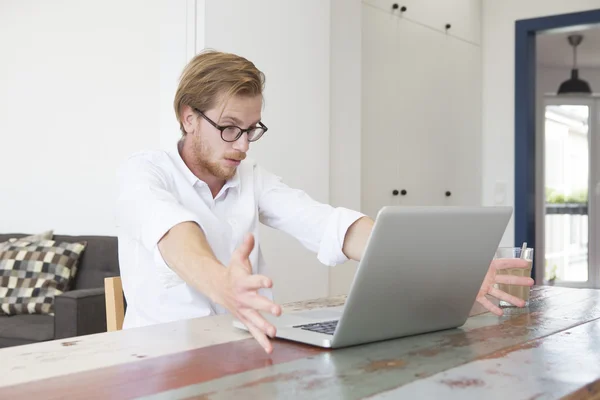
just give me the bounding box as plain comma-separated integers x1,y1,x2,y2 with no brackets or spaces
476,258,535,316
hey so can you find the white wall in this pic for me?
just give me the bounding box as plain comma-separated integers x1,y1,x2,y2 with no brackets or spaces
0,0,174,235
481,0,600,246
328,0,363,296
159,0,193,151
203,1,333,303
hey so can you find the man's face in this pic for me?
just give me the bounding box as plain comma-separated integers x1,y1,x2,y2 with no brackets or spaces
189,94,262,180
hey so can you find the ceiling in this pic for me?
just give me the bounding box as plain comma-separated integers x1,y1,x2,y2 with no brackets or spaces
537,26,600,69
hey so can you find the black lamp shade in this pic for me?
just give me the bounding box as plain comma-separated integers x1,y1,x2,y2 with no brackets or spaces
557,69,592,95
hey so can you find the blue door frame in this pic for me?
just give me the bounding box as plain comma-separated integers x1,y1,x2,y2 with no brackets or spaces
514,9,600,278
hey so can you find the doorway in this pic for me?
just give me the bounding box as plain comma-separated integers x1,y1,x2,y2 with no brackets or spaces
514,9,600,287
540,97,600,287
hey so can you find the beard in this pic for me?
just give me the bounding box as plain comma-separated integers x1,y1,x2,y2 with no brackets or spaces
191,134,246,180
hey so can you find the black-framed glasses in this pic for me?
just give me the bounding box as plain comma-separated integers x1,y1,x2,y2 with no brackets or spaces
194,108,268,142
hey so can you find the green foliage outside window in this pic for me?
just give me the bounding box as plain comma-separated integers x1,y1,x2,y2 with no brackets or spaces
545,188,587,204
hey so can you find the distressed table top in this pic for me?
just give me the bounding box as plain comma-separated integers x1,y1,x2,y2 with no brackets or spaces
1,285,599,399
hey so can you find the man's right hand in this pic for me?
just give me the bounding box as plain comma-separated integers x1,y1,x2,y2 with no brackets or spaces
214,233,281,354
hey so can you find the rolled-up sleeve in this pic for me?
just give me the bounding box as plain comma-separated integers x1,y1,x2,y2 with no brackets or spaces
115,154,201,251
256,165,364,266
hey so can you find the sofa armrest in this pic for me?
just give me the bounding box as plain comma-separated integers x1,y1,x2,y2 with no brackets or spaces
54,288,107,340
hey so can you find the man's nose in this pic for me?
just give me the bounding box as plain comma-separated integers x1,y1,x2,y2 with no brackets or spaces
232,133,250,152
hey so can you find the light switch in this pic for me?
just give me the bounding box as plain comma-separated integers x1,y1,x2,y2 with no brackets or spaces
494,181,507,205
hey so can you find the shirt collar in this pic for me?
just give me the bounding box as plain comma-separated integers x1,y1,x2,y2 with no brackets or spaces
169,140,241,193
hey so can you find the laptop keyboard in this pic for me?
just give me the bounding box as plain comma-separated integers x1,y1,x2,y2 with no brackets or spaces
293,320,338,335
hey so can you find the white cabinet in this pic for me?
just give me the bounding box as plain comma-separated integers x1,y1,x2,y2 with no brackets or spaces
439,34,482,207
362,0,481,45
361,1,482,219
362,5,403,218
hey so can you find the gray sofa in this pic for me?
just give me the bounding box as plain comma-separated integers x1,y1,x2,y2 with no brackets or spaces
0,234,120,348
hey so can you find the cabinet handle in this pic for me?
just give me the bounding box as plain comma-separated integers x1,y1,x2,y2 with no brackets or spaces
401,189,407,196
392,189,399,196
445,191,452,197
445,23,451,30
391,4,407,12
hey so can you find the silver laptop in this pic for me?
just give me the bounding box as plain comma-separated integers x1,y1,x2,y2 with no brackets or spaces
233,206,512,348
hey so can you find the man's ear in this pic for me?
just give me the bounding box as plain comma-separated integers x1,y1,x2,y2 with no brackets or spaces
180,105,196,134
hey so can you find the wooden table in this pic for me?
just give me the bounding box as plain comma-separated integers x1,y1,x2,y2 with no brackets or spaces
1,286,599,399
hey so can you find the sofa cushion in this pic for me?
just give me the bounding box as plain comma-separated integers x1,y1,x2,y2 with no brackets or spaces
0,336,39,348
0,240,86,315
0,314,54,342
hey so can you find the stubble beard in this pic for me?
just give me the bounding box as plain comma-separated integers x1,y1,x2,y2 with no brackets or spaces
192,135,237,180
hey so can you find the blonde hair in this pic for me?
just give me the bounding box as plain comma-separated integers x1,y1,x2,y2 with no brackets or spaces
174,49,265,135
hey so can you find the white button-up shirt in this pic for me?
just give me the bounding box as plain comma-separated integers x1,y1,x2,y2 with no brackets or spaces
115,142,364,329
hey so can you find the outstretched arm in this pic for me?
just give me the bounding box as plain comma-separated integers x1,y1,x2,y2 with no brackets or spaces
159,224,281,353
342,216,375,261
116,157,280,354
256,164,366,266
338,211,534,317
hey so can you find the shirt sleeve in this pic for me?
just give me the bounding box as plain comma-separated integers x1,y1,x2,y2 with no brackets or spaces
255,164,365,266
115,154,202,251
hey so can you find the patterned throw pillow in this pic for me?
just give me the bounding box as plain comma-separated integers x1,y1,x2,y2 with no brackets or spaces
0,240,86,315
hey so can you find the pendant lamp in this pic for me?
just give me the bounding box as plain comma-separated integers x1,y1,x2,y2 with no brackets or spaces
557,34,592,95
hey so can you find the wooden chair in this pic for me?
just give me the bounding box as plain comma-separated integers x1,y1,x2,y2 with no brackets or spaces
104,277,125,332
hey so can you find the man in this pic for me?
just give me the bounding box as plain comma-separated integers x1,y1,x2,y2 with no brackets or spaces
116,50,533,354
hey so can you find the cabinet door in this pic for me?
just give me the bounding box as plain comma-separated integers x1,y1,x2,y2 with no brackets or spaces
362,4,402,219
362,0,481,44
438,35,482,206
411,0,481,45
362,1,482,210
391,13,450,206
